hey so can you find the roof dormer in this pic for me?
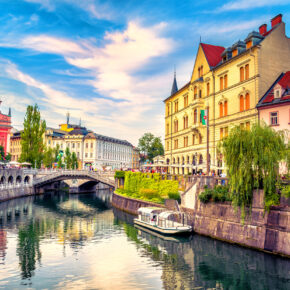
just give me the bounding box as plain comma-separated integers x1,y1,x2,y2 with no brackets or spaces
231,40,246,57
221,47,232,62
244,31,264,49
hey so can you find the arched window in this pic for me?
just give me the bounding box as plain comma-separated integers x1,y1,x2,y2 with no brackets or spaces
192,155,196,165
220,77,224,90
219,102,223,118
199,90,202,98
173,158,175,164
245,64,249,80
199,155,203,165
240,67,244,82
199,134,202,144
194,109,197,124
177,157,180,164
224,74,228,89
194,86,197,99
187,156,190,164
207,83,210,96
245,93,250,110
183,115,188,129
240,95,244,112
224,100,228,116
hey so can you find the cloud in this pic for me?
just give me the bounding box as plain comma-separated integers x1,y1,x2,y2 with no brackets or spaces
24,0,55,11
217,0,290,12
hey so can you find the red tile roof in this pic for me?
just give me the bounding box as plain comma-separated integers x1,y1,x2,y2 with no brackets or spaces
201,43,225,68
260,71,290,105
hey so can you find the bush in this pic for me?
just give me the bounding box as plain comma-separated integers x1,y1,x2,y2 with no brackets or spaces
139,188,159,199
199,185,231,203
199,189,213,203
168,192,181,202
281,184,290,198
115,170,125,179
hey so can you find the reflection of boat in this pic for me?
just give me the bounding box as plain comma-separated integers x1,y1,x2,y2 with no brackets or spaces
134,207,192,235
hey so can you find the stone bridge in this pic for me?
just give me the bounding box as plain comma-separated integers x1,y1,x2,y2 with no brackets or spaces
0,169,35,188
33,170,115,189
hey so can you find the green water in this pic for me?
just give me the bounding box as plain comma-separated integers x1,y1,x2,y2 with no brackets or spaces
0,190,289,289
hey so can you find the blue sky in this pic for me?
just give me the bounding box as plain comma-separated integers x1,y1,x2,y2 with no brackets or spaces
0,0,289,145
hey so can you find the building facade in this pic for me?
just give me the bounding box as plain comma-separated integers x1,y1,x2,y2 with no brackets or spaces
0,103,11,155
164,14,290,175
132,147,140,170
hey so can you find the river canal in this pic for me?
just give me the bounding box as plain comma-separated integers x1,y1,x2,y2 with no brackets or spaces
0,190,289,289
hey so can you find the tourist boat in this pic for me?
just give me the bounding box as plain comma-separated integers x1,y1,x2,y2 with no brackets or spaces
133,207,192,235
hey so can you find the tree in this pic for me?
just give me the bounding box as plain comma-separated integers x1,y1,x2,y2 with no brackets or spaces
20,104,46,168
43,148,54,168
221,123,286,215
138,133,164,162
64,147,72,169
0,146,10,161
71,152,78,169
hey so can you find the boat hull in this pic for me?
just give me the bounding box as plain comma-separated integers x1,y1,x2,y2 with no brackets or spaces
134,219,192,235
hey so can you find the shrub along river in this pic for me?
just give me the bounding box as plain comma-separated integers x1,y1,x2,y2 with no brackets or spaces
0,189,289,289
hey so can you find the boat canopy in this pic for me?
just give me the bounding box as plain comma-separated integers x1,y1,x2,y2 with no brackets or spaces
137,207,164,215
159,211,177,219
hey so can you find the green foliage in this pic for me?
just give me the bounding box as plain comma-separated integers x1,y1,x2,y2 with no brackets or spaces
138,133,164,162
71,152,78,169
64,147,72,169
43,147,54,168
139,188,159,199
221,123,286,213
20,104,46,168
168,192,181,202
0,145,10,161
199,185,231,204
281,184,290,198
114,170,125,179
122,171,178,203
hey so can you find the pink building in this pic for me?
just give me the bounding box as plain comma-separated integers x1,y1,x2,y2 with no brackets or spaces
257,71,290,131
0,102,11,155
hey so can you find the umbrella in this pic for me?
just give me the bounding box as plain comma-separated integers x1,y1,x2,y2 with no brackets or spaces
21,162,32,165
9,161,20,165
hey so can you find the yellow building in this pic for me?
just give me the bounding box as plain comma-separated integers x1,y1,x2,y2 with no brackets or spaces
132,147,140,170
10,131,21,161
164,14,290,175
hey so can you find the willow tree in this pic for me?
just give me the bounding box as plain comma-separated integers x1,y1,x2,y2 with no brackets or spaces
20,104,46,168
221,123,286,214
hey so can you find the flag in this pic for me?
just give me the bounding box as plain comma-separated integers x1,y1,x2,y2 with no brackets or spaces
201,109,208,125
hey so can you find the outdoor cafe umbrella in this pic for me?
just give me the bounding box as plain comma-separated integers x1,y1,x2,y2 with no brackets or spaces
9,161,20,165
21,162,32,166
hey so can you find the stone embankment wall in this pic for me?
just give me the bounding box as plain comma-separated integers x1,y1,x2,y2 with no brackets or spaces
112,192,165,215
181,177,290,257
0,186,35,202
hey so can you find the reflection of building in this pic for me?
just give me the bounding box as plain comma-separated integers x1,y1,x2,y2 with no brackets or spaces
164,14,290,175
0,229,7,264
0,101,12,155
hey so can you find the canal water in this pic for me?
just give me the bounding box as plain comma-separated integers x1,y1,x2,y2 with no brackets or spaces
0,190,289,289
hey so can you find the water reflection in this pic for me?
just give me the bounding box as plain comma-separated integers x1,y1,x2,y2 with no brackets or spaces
0,190,289,289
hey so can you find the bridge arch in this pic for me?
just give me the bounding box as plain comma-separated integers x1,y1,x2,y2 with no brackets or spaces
8,176,13,184
24,176,30,184
16,176,22,184
0,176,5,184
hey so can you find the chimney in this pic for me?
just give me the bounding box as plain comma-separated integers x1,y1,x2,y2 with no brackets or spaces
259,24,267,36
271,14,282,28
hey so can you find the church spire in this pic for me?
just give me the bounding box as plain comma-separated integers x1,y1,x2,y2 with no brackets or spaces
171,66,178,96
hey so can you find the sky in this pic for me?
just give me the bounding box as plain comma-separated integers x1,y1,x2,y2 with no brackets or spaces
0,0,289,145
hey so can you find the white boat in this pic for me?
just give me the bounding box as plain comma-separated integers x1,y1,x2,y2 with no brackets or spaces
134,207,192,235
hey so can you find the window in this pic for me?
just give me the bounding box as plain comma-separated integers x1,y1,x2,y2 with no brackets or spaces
91,142,93,148
224,100,228,116
246,40,252,49
245,93,250,110
183,116,188,129
275,89,280,98
174,120,178,132
86,143,88,148
194,109,197,124
184,95,188,107
199,90,202,99
167,104,170,116
270,112,278,125
220,128,224,139
240,67,244,82
245,64,249,80
232,49,238,57
240,95,244,112
90,153,93,157
219,102,223,118
246,122,250,130
206,83,210,96
225,127,228,137
224,74,228,89
199,134,202,144
166,141,169,150
220,76,224,90
184,136,188,147
200,65,203,76
192,134,195,145
194,86,197,99
85,153,88,158
166,124,169,135
240,123,245,129
174,139,178,149
174,101,179,113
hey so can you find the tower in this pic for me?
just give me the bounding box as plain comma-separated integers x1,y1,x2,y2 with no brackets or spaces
171,67,178,95
66,112,70,125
